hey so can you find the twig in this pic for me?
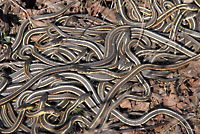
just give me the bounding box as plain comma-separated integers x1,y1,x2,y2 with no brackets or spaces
10,0,34,25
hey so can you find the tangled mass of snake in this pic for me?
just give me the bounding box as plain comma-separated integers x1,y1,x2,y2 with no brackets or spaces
0,0,200,133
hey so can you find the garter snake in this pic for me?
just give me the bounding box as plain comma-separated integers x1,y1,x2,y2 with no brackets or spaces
0,1,199,134
89,53,200,132
40,93,91,132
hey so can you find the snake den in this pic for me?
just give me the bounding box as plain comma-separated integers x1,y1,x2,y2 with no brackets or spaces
0,0,200,133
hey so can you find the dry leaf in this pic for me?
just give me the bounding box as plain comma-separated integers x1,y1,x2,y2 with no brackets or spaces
191,79,200,88
163,94,178,107
177,102,189,110
169,83,176,94
171,105,182,113
44,1,54,7
31,35,42,42
153,114,163,123
120,99,131,109
31,20,48,27
86,1,100,16
133,102,150,111
151,93,163,104
120,126,133,134
183,98,190,105
189,87,197,93
189,96,199,105
101,8,118,24
36,0,43,5
86,1,118,24
132,85,145,92
122,131,134,134
166,73,174,79
184,60,200,77
188,79,195,86
151,80,165,95
145,120,155,126
158,118,179,133
178,67,186,75
182,0,194,3
179,83,187,90
154,125,165,133
174,125,182,134
194,124,200,134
